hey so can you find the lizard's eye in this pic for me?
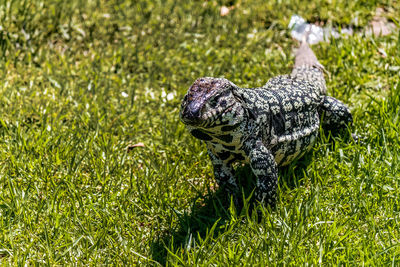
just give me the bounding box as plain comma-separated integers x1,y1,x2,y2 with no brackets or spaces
208,97,219,107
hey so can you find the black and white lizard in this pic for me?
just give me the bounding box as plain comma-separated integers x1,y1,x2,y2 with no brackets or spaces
180,42,352,206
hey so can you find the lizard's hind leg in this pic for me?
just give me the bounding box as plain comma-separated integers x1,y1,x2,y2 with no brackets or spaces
319,96,353,134
291,42,326,96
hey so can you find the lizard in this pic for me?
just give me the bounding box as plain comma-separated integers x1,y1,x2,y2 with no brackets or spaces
179,42,353,206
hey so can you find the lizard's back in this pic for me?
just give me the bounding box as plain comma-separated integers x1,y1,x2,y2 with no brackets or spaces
241,74,323,165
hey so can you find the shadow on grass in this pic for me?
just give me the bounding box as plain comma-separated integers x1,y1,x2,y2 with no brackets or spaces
149,183,242,265
150,159,313,265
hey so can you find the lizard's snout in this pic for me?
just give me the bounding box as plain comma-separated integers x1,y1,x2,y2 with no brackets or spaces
180,101,203,125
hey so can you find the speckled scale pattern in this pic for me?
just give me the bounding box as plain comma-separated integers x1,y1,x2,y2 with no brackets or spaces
180,51,353,206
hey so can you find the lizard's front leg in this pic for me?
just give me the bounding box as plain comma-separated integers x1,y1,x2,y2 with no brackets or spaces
244,139,278,206
207,149,239,200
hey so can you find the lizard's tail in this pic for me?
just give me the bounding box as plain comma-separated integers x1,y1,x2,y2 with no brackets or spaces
293,39,324,70
291,40,327,95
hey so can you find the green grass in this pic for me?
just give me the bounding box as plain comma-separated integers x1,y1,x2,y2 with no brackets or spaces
0,0,399,265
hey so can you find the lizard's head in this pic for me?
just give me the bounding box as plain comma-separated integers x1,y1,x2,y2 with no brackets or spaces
180,77,242,129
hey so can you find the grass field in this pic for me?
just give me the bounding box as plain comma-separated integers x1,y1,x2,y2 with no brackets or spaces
0,0,399,265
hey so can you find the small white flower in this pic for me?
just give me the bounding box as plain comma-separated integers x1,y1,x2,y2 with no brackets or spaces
247,33,255,39
167,92,174,101
220,6,230,16
121,91,128,98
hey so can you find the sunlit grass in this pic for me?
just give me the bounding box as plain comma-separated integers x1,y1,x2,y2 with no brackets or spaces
0,0,399,265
